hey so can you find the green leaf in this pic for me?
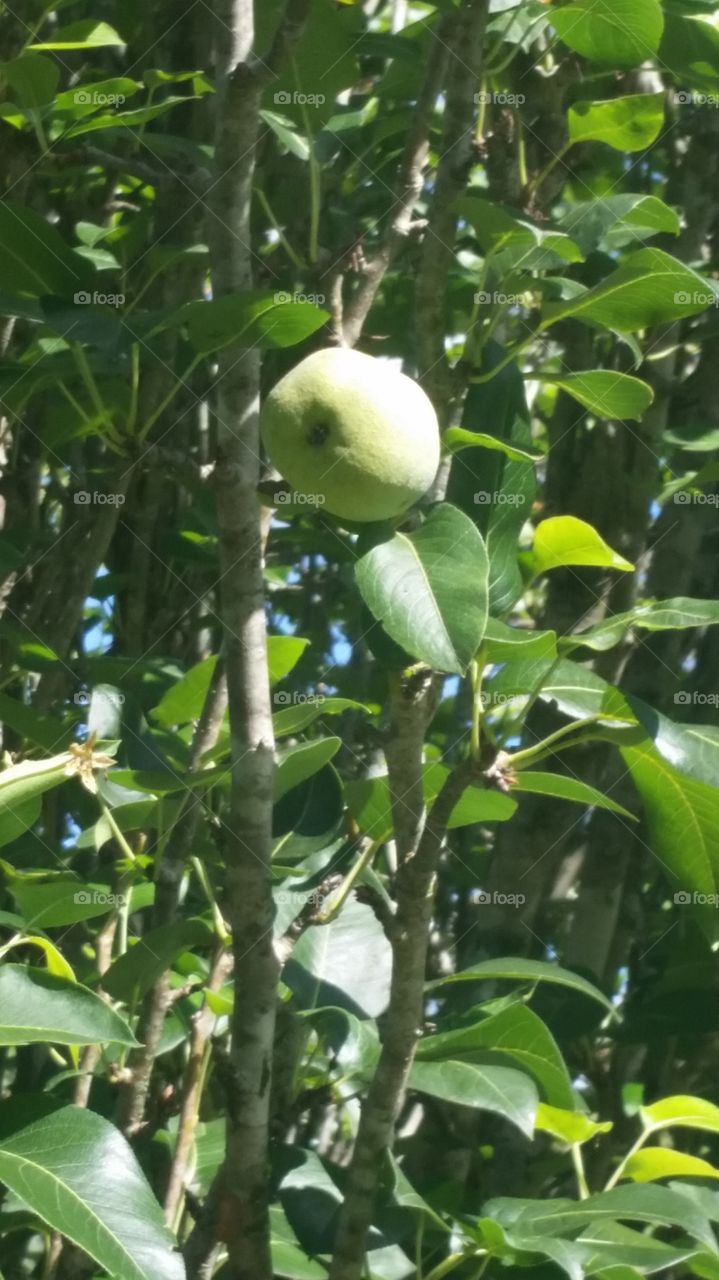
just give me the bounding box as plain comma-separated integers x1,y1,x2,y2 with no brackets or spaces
9,877,124,928
151,656,218,727
0,796,41,848
551,0,663,67
273,696,369,736
446,344,536,615
416,1003,575,1108
0,693,71,751
490,1184,717,1252
284,895,392,1018
428,956,615,1015
642,1095,719,1136
102,921,214,1002
542,248,715,332
535,1102,613,1144
536,371,653,421
346,767,515,842
1,54,59,108
270,1204,327,1279
564,597,719,653
0,935,74,981
567,94,664,151
444,427,542,463
31,20,126,49
0,753,76,816
510,771,636,819
0,204,93,299
182,291,329,354
622,743,719,915
459,196,583,266
269,636,311,684
624,1147,719,1183
355,503,489,675
557,194,679,254
409,1059,538,1137
256,0,361,126
0,1099,184,1280
259,110,310,161
274,738,342,801
528,516,634,576
0,965,136,1048
483,620,558,665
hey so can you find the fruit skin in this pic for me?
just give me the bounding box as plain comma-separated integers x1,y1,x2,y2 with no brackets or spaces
260,348,440,522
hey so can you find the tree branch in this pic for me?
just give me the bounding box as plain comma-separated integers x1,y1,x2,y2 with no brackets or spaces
415,0,490,418
338,17,453,349
186,3,283,1277
327,677,471,1280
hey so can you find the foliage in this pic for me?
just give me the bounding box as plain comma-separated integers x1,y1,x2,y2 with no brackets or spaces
1,1,719,1279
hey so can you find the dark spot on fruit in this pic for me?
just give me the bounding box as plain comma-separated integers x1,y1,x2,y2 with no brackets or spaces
307,422,330,446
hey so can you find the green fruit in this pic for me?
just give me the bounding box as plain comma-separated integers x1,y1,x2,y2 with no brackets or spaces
260,348,440,522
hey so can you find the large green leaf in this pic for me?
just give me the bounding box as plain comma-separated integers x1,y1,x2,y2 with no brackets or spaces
409,1059,538,1137
31,20,126,49
563,597,719,653
488,1184,716,1252
274,738,342,801
510,771,635,819
346,766,515,841
256,0,361,126
0,1099,184,1280
355,503,489,675
558,195,679,254
416,1003,575,1108
641,1095,719,1136
9,876,125,928
428,957,615,1015
528,516,633,576
624,1148,719,1183
1,54,59,107
567,94,665,151
0,204,94,299
0,965,136,1047
542,248,715,332
284,894,392,1018
448,347,536,615
458,197,583,267
102,921,214,1002
622,742,719,914
536,371,653,422
551,0,663,67
183,291,329,353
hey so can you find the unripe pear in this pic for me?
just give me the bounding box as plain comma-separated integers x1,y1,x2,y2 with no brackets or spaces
260,348,440,522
